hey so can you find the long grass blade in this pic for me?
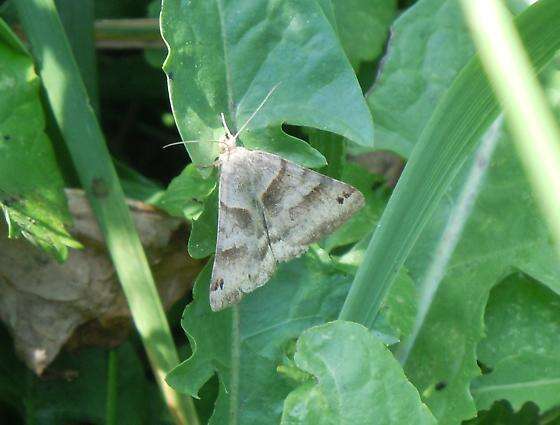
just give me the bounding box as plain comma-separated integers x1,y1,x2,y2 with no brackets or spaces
461,0,560,258
339,0,560,326
13,1,199,423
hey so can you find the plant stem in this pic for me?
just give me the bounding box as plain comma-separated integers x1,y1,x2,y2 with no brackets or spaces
13,1,199,424
95,18,163,49
461,0,560,258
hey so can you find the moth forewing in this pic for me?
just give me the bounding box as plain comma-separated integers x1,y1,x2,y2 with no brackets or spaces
209,147,364,311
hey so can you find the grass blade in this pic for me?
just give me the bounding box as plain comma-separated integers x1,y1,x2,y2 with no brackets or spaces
461,0,560,257
339,0,560,326
13,1,199,423
55,0,98,112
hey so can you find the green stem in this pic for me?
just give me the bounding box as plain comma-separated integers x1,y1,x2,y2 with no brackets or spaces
460,0,560,258
13,1,199,424
95,18,163,49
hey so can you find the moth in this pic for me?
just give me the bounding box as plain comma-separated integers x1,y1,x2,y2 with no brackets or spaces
170,87,365,311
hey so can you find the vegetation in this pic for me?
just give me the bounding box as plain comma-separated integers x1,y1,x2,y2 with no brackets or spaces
0,0,559,424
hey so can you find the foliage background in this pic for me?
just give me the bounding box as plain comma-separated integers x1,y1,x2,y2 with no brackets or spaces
0,0,559,424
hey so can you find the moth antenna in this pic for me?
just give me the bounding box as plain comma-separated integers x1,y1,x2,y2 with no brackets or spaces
233,82,281,139
162,140,220,149
220,113,234,138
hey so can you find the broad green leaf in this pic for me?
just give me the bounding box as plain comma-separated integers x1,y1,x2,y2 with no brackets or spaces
340,0,560,341
472,274,560,413
0,19,79,260
367,0,475,157
160,0,374,170
155,164,216,219
397,134,560,424
332,0,397,68
365,0,527,158
333,232,418,343
167,254,354,424
168,250,418,424
379,268,417,341
341,2,560,422
280,320,436,425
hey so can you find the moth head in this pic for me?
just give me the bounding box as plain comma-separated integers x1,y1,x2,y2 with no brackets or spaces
220,83,283,152
218,113,238,154
163,83,280,161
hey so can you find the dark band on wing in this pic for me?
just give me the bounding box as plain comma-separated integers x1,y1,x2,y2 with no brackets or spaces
295,189,362,246
219,201,253,228
261,158,287,209
217,245,248,263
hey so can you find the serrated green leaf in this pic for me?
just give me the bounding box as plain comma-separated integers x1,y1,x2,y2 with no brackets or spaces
167,254,354,424
463,400,541,425
0,18,79,260
160,0,374,169
472,274,560,413
168,251,418,423
280,320,436,425
332,0,397,68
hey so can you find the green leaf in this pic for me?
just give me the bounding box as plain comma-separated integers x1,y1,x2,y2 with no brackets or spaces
379,268,417,342
187,187,218,259
155,164,216,219
367,0,475,157
332,0,397,68
472,274,560,413
463,400,542,425
160,0,374,169
365,0,526,158
307,129,346,179
280,321,436,425
114,159,164,203
339,0,560,335
0,18,79,260
168,249,418,423
397,135,560,424
167,254,355,424
144,0,166,68
340,2,560,422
